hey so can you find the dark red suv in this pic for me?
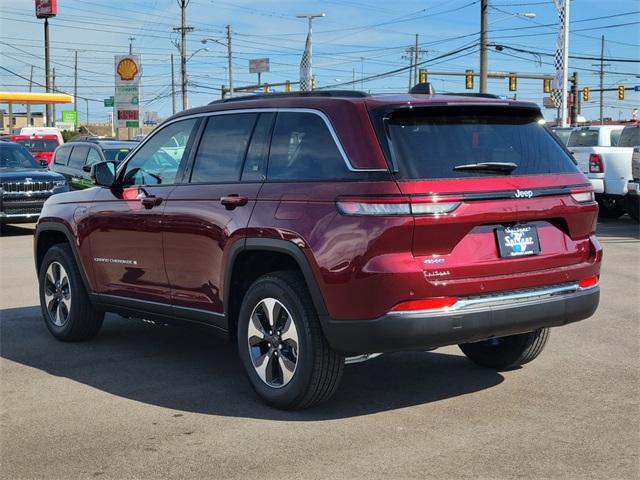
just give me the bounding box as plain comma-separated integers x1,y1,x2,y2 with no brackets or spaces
34,91,601,409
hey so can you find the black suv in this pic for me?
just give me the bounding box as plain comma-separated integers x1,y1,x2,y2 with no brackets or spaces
51,140,135,190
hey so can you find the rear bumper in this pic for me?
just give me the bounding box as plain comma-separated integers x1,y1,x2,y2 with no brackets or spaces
322,285,599,355
590,178,604,194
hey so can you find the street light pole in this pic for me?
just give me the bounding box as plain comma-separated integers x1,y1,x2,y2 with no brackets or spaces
226,25,233,97
174,0,193,111
557,0,570,127
479,0,488,93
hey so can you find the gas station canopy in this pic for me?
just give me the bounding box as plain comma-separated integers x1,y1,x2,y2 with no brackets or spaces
0,92,73,104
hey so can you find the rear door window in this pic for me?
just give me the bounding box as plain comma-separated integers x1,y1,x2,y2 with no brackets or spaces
190,113,257,183
267,112,350,181
568,129,599,147
68,145,90,169
617,127,640,147
382,106,579,179
54,145,72,165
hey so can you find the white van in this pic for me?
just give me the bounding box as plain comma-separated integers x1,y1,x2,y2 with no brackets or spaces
19,127,64,145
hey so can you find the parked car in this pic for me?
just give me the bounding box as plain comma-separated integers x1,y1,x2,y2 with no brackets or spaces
34,91,601,409
18,127,64,146
567,125,624,174
585,123,640,218
550,126,574,145
10,134,60,164
50,140,135,190
625,145,640,222
0,141,67,224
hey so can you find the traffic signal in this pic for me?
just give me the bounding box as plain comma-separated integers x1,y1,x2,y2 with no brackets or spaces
618,85,625,101
284,80,291,92
582,87,589,102
465,69,473,90
311,77,316,90
543,78,551,93
419,68,427,84
508,74,517,92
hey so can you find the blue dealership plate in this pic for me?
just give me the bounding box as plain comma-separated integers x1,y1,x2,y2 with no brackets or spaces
496,225,541,258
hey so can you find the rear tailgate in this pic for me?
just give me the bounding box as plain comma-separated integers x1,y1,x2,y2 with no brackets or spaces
374,104,598,288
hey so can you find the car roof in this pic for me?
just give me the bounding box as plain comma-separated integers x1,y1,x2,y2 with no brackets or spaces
168,90,539,122
62,140,136,149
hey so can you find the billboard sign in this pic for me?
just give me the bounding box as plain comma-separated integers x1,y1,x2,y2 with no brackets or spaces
249,58,270,74
114,55,142,128
61,110,77,124
35,0,58,18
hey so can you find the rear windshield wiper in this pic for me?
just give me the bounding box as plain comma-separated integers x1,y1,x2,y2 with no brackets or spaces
452,162,518,174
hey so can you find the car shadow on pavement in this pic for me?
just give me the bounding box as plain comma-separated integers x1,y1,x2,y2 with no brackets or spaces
0,306,504,421
595,217,639,242
0,223,36,237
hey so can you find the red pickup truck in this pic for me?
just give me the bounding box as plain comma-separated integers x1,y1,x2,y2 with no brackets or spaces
10,134,60,164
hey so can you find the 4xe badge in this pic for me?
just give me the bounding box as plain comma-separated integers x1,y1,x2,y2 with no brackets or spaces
496,225,541,258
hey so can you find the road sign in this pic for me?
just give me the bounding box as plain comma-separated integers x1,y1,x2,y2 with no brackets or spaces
543,97,556,109
114,55,142,129
634,85,640,92
35,0,57,18
249,58,270,74
61,110,77,123
103,96,114,107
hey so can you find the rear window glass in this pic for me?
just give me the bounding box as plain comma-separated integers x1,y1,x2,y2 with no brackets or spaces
103,148,132,162
618,127,640,148
610,129,622,146
568,130,599,147
385,107,579,179
15,139,58,152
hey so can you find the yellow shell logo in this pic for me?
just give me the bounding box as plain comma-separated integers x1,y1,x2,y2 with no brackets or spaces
117,58,138,81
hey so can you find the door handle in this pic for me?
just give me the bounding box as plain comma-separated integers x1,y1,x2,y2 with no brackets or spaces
137,189,163,209
220,194,249,210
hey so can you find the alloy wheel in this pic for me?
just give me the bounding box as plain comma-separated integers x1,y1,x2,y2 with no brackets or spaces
247,298,299,388
43,261,72,327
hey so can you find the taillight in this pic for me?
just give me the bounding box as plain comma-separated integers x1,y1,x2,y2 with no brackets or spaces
589,154,604,173
570,189,595,204
336,196,461,216
578,275,599,289
391,297,458,312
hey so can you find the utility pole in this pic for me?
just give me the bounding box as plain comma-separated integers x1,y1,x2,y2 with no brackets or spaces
404,46,414,90
414,34,419,86
52,67,56,127
129,36,135,55
559,0,570,127
26,65,33,127
226,25,234,97
74,51,78,124
479,0,488,93
44,17,51,126
171,53,176,115
599,35,605,123
174,0,193,110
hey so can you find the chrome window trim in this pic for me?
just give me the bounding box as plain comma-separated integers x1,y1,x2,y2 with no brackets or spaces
119,107,388,174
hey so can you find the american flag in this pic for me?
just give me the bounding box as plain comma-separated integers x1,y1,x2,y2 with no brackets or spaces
299,30,312,91
551,0,566,107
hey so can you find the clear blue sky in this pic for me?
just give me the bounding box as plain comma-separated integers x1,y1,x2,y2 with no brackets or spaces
1,0,638,122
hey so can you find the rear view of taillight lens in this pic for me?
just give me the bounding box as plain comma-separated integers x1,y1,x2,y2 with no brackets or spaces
336,196,461,216
391,297,458,312
570,190,595,203
578,275,599,289
589,154,604,173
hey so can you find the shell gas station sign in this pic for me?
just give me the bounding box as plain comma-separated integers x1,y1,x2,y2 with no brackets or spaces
114,55,142,128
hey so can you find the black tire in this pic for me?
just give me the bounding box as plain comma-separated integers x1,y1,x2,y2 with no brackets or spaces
597,196,625,219
237,271,344,409
459,328,549,370
38,244,104,341
626,196,639,222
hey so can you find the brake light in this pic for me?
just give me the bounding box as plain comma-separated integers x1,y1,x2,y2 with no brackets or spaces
391,297,458,312
336,196,461,216
589,154,604,173
570,189,595,204
578,275,599,289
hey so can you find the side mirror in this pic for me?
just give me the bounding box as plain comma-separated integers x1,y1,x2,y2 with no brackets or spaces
40,159,49,168
91,161,116,187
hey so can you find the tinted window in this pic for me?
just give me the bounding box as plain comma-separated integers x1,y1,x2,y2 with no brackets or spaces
0,143,39,169
610,129,622,146
618,127,640,148
267,112,348,181
68,146,90,169
103,148,132,163
86,148,102,165
191,113,257,183
54,145,72,165
243,113,274,182
122,118,198,186
15,139,58,152
385,107,579,179
568,130,599,147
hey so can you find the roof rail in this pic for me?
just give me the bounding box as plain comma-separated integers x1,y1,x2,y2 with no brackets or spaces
442,93,505,99
209,90,370,104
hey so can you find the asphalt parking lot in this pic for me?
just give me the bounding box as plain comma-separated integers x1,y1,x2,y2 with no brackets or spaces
1,219,638,479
